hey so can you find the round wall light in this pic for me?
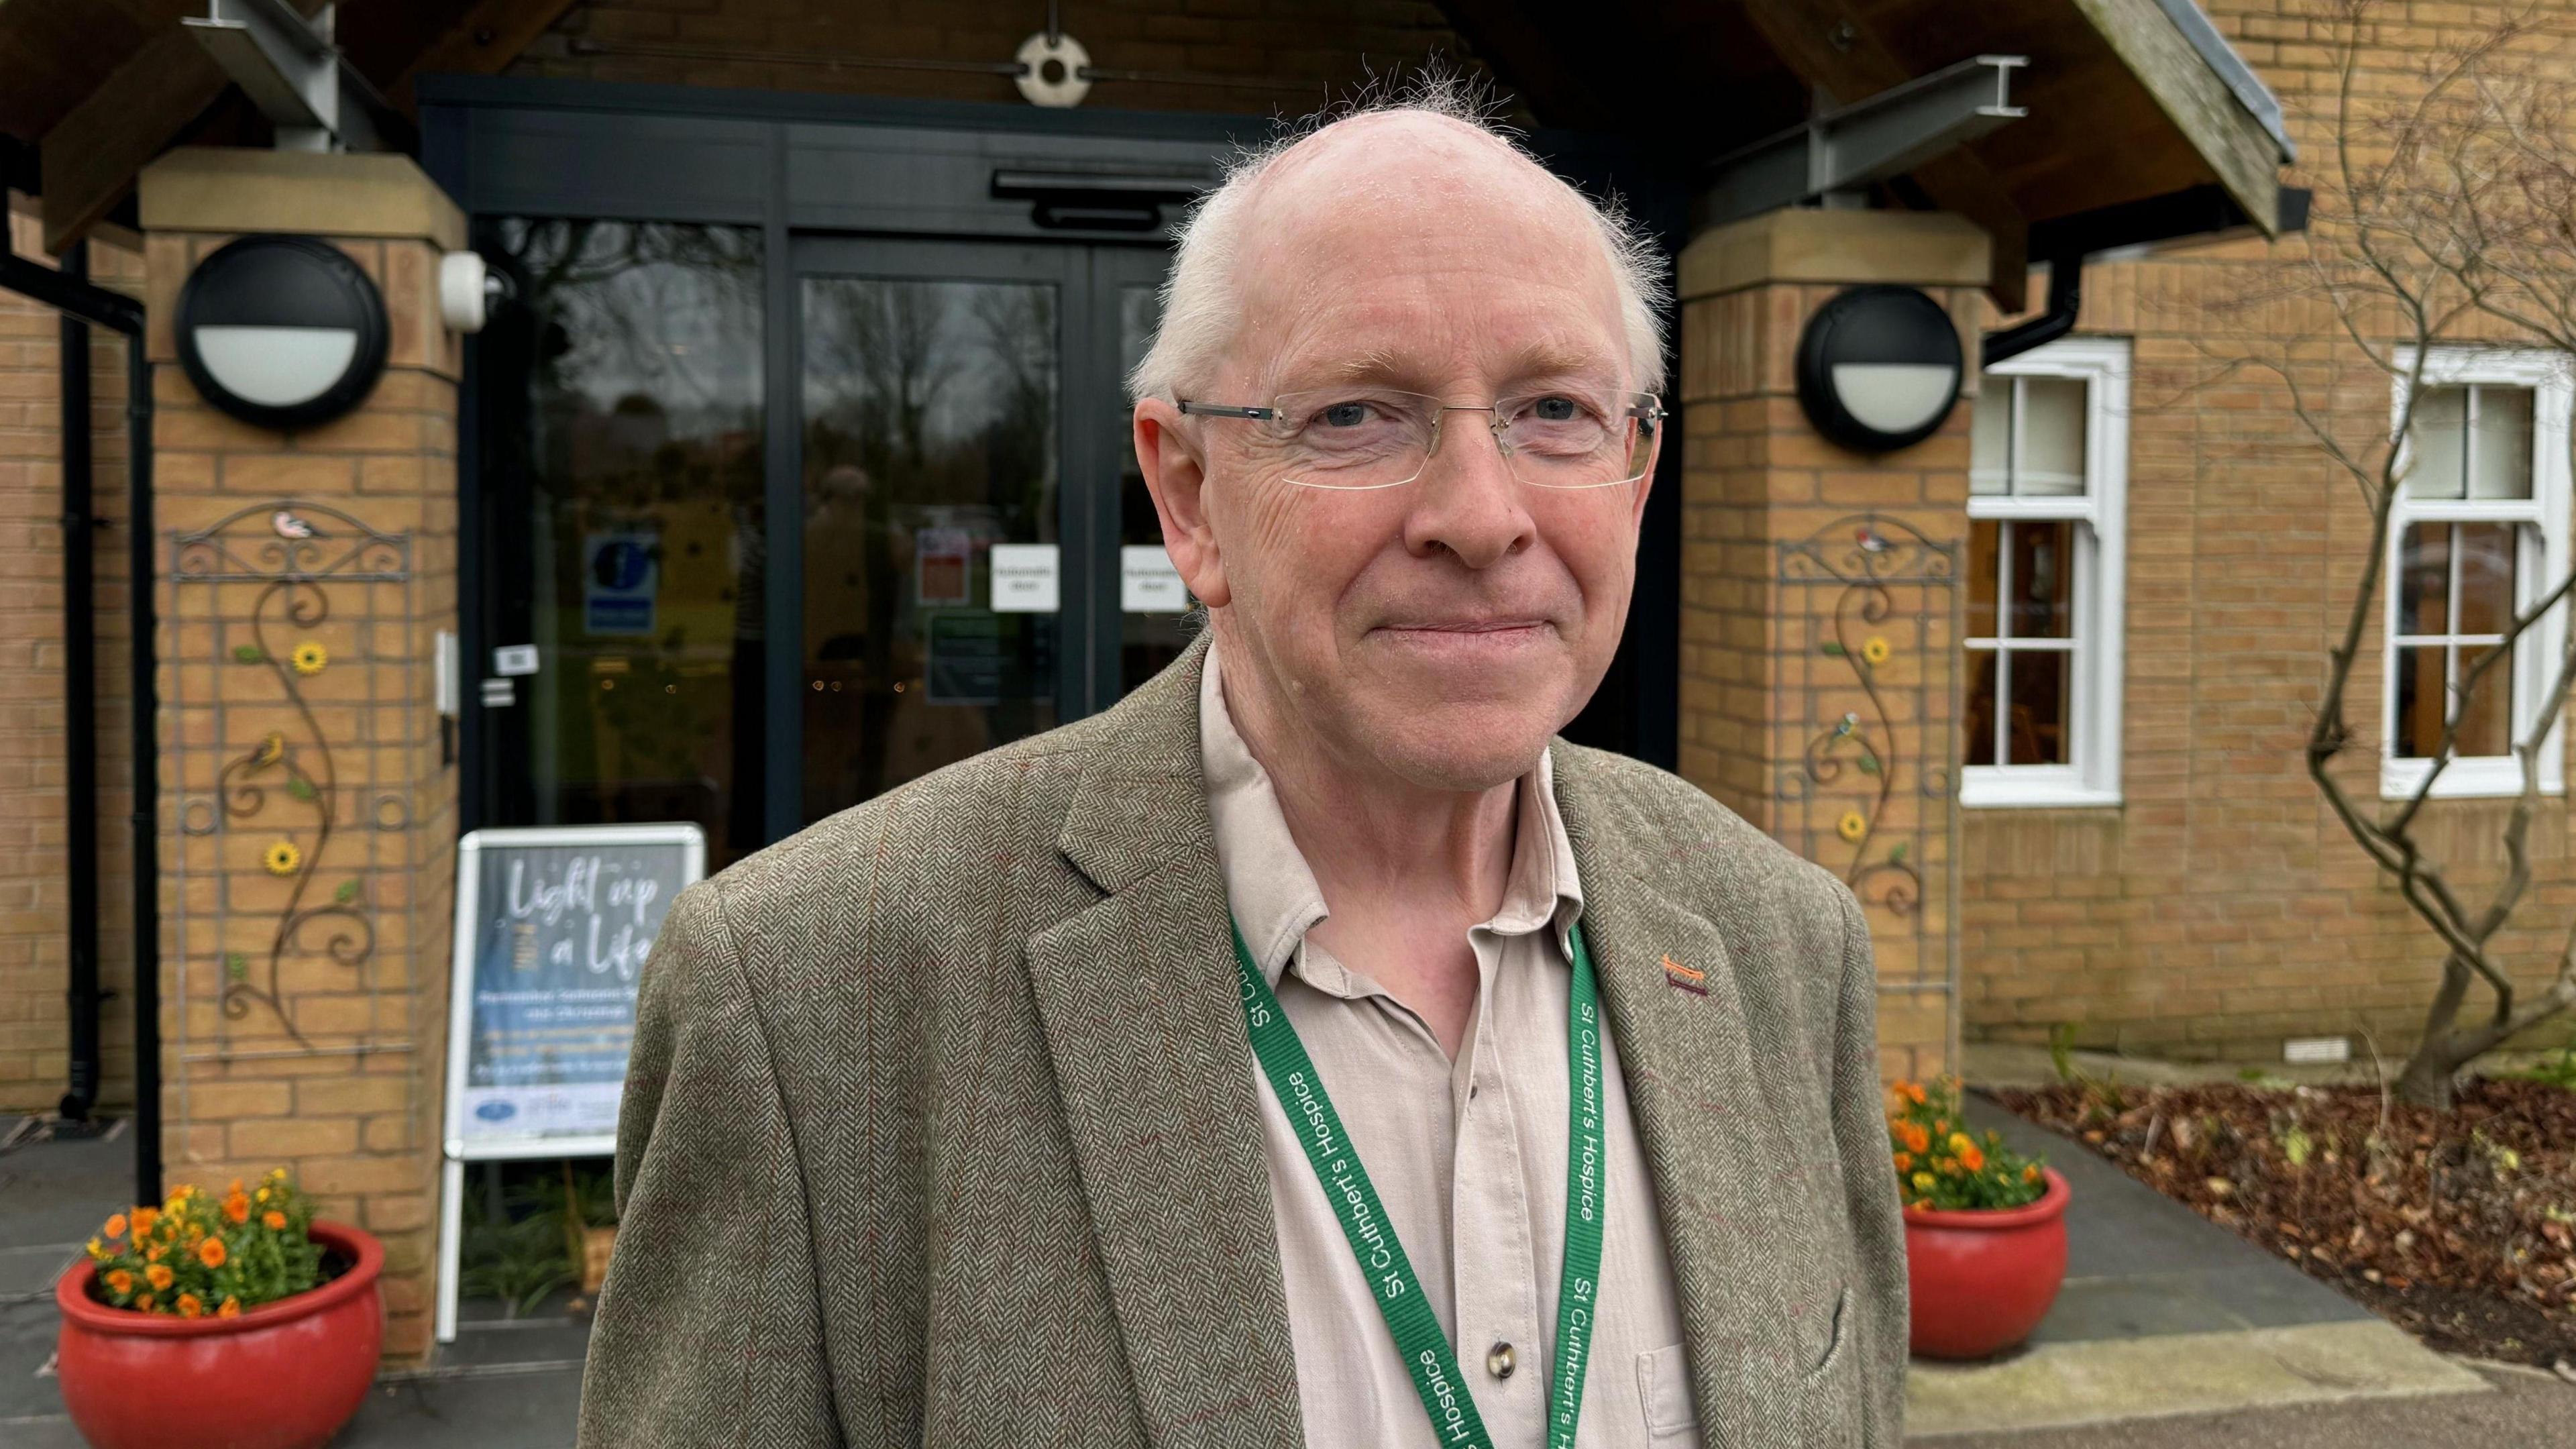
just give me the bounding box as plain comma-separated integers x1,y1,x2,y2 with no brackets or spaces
176,235,390,431
1794,284,1964,454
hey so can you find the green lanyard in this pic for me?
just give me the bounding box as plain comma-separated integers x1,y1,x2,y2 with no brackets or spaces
1230,918,1607,1449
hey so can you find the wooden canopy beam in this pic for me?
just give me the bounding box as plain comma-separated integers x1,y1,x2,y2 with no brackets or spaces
40,30,229,254
2070,0,2284,236
385,0,584,115
1737,0,2032,311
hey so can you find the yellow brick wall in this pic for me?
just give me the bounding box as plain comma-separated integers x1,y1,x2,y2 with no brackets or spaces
1958,0,2576,1063
0,206,141,1115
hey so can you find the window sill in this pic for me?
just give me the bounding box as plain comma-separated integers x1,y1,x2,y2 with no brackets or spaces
2379,757,2564,800
1959,773,2122,810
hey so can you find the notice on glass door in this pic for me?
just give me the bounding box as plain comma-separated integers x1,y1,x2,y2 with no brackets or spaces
990,543,1059,612
1121,545,1188,612
916,527,971,606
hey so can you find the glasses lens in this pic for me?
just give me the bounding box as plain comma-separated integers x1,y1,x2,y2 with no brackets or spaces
1500,390,1657,489
1269,389,1438,489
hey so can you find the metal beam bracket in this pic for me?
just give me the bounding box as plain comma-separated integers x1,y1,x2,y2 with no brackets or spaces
1698,54,2028,229
184,1,400,153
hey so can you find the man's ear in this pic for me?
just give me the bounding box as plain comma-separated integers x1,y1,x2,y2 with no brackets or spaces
1134,399,1230,608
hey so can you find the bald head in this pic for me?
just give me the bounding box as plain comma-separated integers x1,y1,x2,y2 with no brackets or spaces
1128,96,1666,405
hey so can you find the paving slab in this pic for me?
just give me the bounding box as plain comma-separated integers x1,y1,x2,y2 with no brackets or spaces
1908,1320,2491,1437
1914,1359,2571,1447
1904,1097,2491,1438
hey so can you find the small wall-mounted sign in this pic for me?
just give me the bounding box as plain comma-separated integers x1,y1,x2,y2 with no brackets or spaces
2282,1036,2352,1065
492,644,540,677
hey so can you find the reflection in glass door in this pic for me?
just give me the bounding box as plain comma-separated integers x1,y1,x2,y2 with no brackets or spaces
480,228,1177,851
798,246,1069,824
1107,254,1195,694
474,219,767,867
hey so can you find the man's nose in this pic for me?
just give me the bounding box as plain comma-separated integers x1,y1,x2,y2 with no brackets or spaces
1403,411,1536,568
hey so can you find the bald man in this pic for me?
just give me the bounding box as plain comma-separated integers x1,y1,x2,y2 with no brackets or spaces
580,91,1904,1449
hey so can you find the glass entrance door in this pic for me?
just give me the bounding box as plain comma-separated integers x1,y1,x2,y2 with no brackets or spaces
794,237,1152,826
476,227,1171,859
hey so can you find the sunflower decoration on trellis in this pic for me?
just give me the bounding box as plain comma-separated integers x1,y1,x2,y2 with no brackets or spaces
209,602,374,1046
1792,520,1938,920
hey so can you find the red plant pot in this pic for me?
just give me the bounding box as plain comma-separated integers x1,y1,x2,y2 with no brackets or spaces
54,1220,384,1449
1902,1169,2071,1360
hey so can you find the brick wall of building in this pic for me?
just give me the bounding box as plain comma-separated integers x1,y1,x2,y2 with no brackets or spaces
0,204,140,1115
1958,1,2576,1063
504,0,1485,111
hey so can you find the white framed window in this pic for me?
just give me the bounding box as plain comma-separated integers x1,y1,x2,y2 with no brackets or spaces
2381,347,2573,800
1960,337,2129,808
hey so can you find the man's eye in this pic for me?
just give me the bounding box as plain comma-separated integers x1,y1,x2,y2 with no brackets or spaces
1318,401,1374,427
1529,396,1582,422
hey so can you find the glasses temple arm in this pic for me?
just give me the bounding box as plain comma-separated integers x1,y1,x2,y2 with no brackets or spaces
1176,400,1276,421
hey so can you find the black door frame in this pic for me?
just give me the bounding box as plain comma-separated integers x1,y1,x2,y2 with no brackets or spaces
790,233,1159,815
424,75,1687,852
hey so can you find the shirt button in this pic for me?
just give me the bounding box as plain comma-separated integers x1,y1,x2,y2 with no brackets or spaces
1486,1341,1516,1380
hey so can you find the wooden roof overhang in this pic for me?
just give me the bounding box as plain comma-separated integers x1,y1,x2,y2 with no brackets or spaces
1444,0,2297,309
4,1,2288,313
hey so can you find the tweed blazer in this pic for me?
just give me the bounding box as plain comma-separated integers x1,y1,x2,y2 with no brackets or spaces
576,631,1905,1449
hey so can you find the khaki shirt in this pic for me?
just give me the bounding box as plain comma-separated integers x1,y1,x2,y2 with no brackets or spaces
1201,643,1695,1448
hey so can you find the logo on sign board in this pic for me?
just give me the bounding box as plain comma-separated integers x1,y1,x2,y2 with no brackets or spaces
474,1099,519,1122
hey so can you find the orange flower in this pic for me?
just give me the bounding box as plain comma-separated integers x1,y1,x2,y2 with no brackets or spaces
218,1297,241,1319
176,1293,204,1319
135,1293,154,1312
145,1263,174,1291
1902,1081,1928,1106
2025,1164,2043,1183
105,1269,133,1295
1892,1151,1913,1172
145,1245,163,1263
197,1237,227,1269
1960,1143,1986,1173
131,1207,158,1236
1935,1157,1958,1175
223,1192,250,1226
1899,1123,1931,1155
103,1213,127,1238
263,1210,286,1231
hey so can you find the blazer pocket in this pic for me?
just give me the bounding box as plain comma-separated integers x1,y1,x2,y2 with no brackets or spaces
1801,1283,1854,1385
1634,1342,1699,1444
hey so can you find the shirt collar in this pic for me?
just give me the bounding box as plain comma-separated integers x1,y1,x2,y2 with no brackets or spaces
1198,637,1585,989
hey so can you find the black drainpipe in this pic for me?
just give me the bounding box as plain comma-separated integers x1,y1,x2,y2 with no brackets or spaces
1982,254,2084,369
0,192,160,1206
56,239,101,1124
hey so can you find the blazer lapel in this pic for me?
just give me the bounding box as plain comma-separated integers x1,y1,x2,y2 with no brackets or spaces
1554,755,1829,1443
1022,633,1303,1449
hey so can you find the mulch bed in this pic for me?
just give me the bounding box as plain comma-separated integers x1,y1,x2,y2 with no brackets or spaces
1992,1078,2576,1367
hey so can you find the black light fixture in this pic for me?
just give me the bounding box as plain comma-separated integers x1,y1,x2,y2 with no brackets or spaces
1794,284,1966,454
176,235,390,431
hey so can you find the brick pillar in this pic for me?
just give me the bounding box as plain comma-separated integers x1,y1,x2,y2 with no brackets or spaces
139,149,462,1361
1674,209,1989,1084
